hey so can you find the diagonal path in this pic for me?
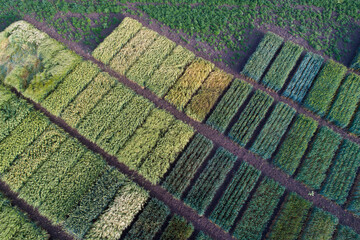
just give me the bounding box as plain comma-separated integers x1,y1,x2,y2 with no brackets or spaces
10,88,235,240
22,16,360,234
0,180,74,240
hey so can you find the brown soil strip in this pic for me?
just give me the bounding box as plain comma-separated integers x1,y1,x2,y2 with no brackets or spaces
22,16,360,234
11,88,235,240
0,180,74,240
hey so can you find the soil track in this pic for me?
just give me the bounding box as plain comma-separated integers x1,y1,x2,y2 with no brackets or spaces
0,180,74,240
21,16,360,235
11,88,235,240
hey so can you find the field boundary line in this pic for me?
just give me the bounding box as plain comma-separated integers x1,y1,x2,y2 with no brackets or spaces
22,16,360,234
0,180,74,240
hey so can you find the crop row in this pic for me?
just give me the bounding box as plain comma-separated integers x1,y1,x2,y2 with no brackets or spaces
282,52,324,103
261,41,303,91
272,114,318,175
250,102,296,159
326,73,360,128
123,198,194,240
0,86,149,239
184,148,237,215
228,90,273,147
206,78,252,133
0,193,49,240
162,133,214,199
241,32,284,82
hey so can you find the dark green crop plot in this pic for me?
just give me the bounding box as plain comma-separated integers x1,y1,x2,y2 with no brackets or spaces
250,102,296,159
241,32,283,82
262,41,303,92
321,139,360,205
233,177,285,240
160,214,194,240
272,114,318,175
296,127,342,190
228,90,273,147
206,78,252,133
184,148,236,215
123,199,170,240
303,60,347,117
209,162,261,231
268,193,312,240
326,73,360,128
301,207,338,240
163,134,213,199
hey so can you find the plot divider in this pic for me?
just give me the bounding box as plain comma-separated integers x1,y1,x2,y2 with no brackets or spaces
20,16,360,235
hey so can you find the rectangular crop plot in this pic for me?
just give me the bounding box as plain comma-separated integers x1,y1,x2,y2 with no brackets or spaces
126,35,176,87
165,57,214,111
262,41,303,91
96,95,154,156
38,151,106,223
116,108,174,170
250,102,296,159
145,45,195,97
84,181,149,240
184,148,236,215
42,61,100,116
77,84,135,142
228,90,274,147
0,111,49,173
18,137,85,207
282,52,324,103
162,134,214,199
92,17,142,64
326,73,360,128
65,168,126,238
123,199,170,240
159,214,194,240
138,120,194,184
185,68,233,122
296,127,342,190
206,78,252,133
232,177,285,240
268,193,312,240
0,91,32,143
60,72,117,128
301,207,338,240
209,162,261,231
321,139,360,205
303,60,347,116
272,114,318,175
241,32,283,81
109,27,158,76
351,47,360,71
2,124,67,192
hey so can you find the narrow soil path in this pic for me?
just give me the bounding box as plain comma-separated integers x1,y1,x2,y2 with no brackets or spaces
11,88,235,240
0,180,74,240
21,16,360,234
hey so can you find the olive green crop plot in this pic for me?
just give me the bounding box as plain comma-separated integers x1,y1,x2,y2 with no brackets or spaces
165,57,214,111
92,17,143,64
42,60,100,116
126,35,176,86
60,71,117,128
145,45,195,97
185,68,233,122
109,28,158,75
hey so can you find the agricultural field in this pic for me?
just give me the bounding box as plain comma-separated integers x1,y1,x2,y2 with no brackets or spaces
0,1,359,239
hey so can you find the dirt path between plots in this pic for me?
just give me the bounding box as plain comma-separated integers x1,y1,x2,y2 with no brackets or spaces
0,180,74,240
22,16,360,234
11,89,235,240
